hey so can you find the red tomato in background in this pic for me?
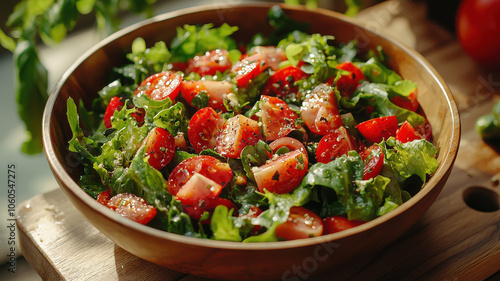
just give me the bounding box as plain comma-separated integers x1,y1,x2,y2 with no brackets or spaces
134,71,183,101
143,127,175,170
106,193,157,225
322,216,364,235
456,0,500,69
275,206,323,240
103,96,124,128
300,84,344,135
357,115,399,143
166,156,233,196
259,95,298,141
186,49,232,76
216,114,262,158
262,66,308,97
316,126,355,163
187,107,224,153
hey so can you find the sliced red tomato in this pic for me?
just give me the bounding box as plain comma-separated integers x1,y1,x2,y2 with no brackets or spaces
250,46,287,71
143,127,175,170
275,206,323,240
134,71,183,101
106,193,157,225
174,133,188,151
130,107,145,127
187,107,224,153
175,173,223,205
262,66,308,98
168,61,188,72
186,49,232,76
103,96,124,129
396,121,423,143
357,115,399,143
216,114,262,158
183,197,237,223
180,80,232,111
259,95,298,141
97,190,111,206
316,127,355,164
322,216,364,235
269,137,308,157
253,150,308,194
331,62,366,98
391,90,419,112
231,53,263,87
166,155,233,196
300,83,344,135
360,145,384,180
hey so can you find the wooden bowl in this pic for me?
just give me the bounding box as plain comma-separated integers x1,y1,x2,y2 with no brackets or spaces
43,3,460,280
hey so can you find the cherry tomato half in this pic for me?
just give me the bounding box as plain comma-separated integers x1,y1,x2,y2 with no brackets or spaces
143,127,175,170
300,84,343,135
396,121,422,143
357,115,399,143
106,193,157,225
360,145,384,180
216,114,262,158
186,49,232,76
180,80,232,111
333,62,366,98
188,107,224,153
275,206,323,240
262,66,308,98
134,71,183,101
103,96,124,129
322,216,364,235
259,95,298,141
316,126,355,164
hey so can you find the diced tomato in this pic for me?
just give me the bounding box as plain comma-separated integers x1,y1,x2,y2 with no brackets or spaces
183,197,237,223
415,118,433,141
253,150,308,194
300,84,344,135
259,95,298,141
187,107,224,153
316,127,355,164
269,137,308,157
142,127,175,170
175,173,223,205
391,90,419,112
250,46,287,71
166,155,233,196
106,193,157,225
322,216,364,234
360,145,384,180
186,49,232,76
103,96,124,129
97,190,111,206
232,54,264,87
396,121,423,143
357,115,399,143
134,71,183,101
275,206,323,240
180,80,232,111
331,62,366,98
262,66,308,98
216,114,262,158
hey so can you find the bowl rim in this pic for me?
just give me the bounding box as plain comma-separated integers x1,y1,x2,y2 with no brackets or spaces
43,2,461,251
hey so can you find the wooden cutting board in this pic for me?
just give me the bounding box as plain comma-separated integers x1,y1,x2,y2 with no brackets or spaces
16,1,500,280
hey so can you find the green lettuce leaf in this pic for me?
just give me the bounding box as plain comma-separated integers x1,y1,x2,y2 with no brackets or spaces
211,205,242,241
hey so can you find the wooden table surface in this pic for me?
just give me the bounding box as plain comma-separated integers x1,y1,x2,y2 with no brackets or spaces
17,1,500,280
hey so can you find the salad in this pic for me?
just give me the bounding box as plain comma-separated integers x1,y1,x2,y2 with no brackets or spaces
67,6,438,242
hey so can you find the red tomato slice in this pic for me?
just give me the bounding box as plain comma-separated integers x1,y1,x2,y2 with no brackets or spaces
180,80,232,111
166,155,233,196
360,145,384,180
103,96,124,129
175,173,223,205
232,54,263,87
253,150,308,194
106,193,157,225
130,107,145,127
396,121,423,143
134,71,183,101
334,62,366,98
186,49,232,76
216,114,262,158
300,84,344,135
143,127,175,170
269,137,308,157
187,107,224,153
250,46,287,71
391,90,419,112
259,95,298,141
357,115,399,143
322,216,364,234
168,61,188,72
97,190,111,206
316,127,355,164
262,66,308,98
183,197,237,223
275,206,323,240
